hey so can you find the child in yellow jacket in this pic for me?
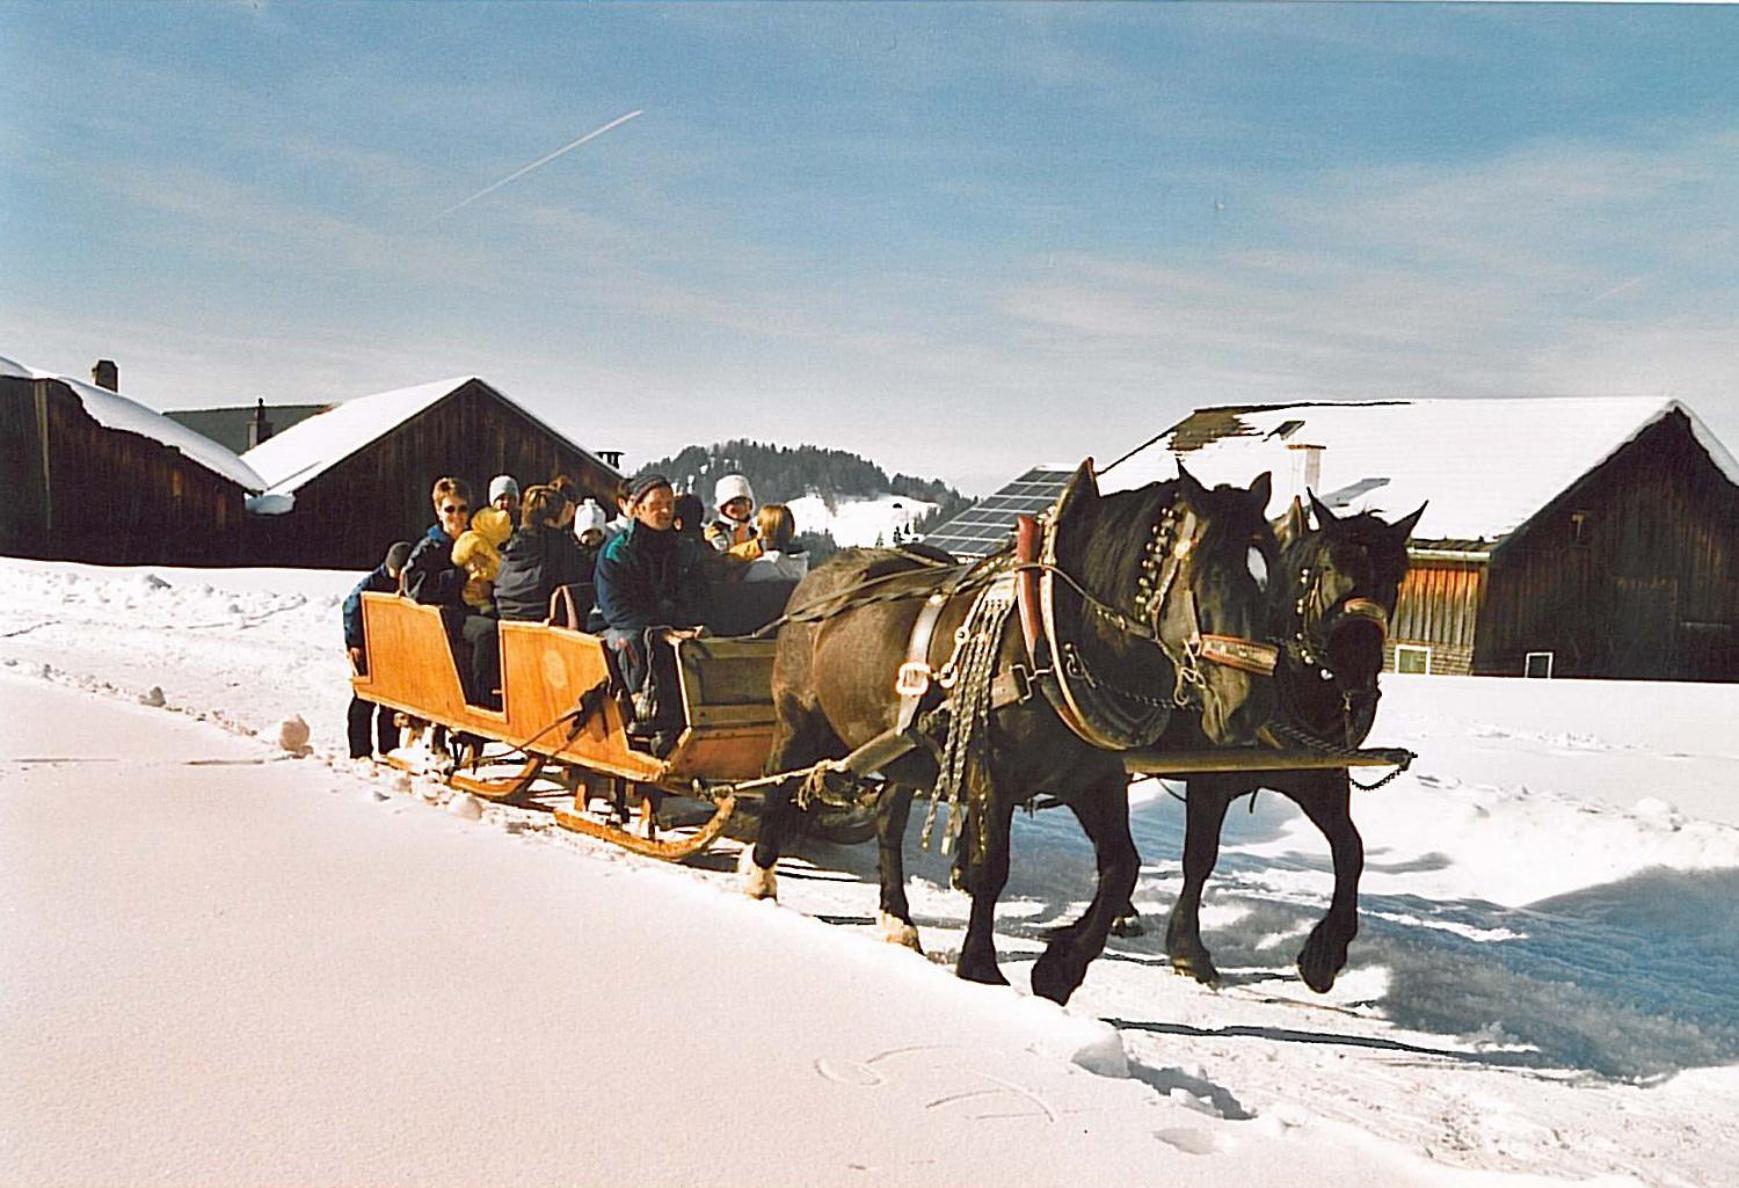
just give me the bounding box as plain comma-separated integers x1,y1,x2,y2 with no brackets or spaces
453,506,514,614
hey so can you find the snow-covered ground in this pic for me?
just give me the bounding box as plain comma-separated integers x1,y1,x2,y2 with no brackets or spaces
3,556,1737,1185
786,492,937,548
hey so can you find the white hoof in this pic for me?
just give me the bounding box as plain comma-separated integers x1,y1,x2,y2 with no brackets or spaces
737,846,778,901
877,911,923,952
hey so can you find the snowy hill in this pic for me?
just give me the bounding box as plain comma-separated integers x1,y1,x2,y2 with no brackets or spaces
637,439,970,549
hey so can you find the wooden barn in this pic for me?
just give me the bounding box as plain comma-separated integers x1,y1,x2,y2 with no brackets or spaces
241,376,623,569
1,354,264,566
1098,398,1739,682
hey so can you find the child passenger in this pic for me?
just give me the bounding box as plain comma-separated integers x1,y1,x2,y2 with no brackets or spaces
342,540,412,760
705,474,757,552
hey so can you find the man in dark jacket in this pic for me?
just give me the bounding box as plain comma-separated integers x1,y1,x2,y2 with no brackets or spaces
343,540,412,759
594,474,708,745
403,476,502,709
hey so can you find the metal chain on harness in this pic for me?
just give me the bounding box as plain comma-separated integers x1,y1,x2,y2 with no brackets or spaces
1264,716,1413,790
919,576,1019,860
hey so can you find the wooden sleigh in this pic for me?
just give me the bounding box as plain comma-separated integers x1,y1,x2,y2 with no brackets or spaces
353,589,796,860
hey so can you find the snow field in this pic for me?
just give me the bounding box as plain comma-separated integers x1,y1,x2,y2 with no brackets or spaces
3,556,1738,1184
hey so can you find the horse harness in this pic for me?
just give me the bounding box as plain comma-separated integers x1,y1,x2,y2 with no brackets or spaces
895,496,1282,761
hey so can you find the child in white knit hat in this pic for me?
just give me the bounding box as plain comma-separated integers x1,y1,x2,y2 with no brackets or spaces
705,473,757,552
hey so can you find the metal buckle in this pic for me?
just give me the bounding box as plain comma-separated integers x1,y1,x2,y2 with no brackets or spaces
1009,663,1051,704
895,661,932,697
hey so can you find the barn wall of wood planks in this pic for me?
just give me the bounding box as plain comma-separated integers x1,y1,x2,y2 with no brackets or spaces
248,380,622,570
1,377,249,565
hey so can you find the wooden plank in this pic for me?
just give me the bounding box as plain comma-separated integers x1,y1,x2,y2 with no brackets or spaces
1122,747,1414,776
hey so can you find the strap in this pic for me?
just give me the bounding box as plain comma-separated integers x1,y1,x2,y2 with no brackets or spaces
896,589,952,733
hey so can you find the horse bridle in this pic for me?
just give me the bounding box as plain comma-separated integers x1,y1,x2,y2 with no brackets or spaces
1284,545,1393,739
1288,552,1392,676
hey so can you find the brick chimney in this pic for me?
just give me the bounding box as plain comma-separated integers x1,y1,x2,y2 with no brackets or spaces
92,359,119,391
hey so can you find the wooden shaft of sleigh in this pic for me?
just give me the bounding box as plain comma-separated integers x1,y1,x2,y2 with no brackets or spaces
1122,746,1415,776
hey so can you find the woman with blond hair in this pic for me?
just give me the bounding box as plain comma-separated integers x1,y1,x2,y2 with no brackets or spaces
730,503,807,582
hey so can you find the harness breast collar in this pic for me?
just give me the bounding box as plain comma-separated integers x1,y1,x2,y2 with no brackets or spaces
894,489,1280,754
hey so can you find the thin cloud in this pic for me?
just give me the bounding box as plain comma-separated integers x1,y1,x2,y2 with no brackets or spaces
422,110,644,228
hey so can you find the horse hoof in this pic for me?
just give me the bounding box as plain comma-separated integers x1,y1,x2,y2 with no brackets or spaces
877,911,923,952
1170,953,1220,986
956,960,1009,988
1029,953,1081,1004
737,846,778,901
1110,913,1145,938
1297,928,1348,993
1297,955,1338,994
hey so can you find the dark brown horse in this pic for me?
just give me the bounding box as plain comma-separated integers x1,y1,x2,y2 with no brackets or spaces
742,462,1279,1005
1164,493,1423,992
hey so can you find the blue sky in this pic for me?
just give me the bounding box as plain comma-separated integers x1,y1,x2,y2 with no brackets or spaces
4,2,1737,492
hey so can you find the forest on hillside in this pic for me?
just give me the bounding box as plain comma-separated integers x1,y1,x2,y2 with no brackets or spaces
636,440,975,540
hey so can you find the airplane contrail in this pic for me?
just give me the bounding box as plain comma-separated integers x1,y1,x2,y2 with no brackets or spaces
424,109,643,226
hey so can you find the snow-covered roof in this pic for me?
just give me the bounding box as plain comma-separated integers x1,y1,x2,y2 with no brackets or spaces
1099,397,1739,545
241,375,616,497
2,351,265,491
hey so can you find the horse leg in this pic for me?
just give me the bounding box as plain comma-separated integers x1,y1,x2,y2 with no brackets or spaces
1030,773,1138,1005
874,784,921,950
742,698,827,901
1165,777,1234,986
1291,772,1363,993
955,792,1018,987
1064,799,1145,938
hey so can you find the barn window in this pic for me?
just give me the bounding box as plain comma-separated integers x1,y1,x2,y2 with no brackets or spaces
171,470,184,499
1394,645,1431,675
1570,511,1589,545
1524,651,1554,678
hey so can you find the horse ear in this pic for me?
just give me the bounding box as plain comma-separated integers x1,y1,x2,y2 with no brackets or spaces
1052,458,1100,523
1175,459,1205,500
1308,489,1339,526
1247,470,1272,513
1392,501,1427,542
1276,495,1308,546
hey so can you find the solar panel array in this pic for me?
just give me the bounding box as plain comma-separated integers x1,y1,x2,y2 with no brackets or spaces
919,466,1075,560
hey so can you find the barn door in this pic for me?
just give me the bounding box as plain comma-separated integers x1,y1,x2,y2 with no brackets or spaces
1608,577,1679,679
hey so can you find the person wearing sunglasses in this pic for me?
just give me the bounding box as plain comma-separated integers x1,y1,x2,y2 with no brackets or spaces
404,476,503,711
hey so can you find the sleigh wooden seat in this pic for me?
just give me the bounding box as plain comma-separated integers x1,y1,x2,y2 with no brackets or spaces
353,593,778,789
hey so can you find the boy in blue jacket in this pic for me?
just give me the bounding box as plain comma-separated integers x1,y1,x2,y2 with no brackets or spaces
344,540,412,760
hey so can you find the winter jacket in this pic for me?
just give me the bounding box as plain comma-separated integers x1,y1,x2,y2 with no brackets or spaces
595,520,708,632
743,549,809,583
495,524,597,623
403,522,466,607
453,509,512,612
341,563,400,650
